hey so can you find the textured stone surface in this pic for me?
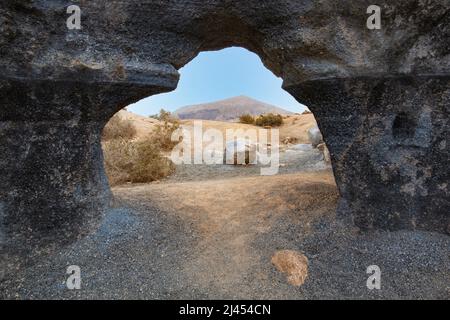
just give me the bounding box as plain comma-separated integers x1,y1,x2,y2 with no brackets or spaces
0,0,449,250
287,76,449,232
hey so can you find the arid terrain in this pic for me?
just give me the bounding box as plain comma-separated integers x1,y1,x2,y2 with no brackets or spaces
117,108,316,144
2,158,448,299
2,0,448,302
1,111,448,300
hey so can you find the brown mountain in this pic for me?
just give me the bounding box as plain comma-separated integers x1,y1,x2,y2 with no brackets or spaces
173,96,293,121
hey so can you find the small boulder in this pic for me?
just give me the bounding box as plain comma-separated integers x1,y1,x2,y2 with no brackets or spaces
317,143,331,164
307,125,323,147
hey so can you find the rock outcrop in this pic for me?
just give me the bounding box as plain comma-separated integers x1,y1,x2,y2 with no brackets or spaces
0,0,448,250
317,143,332,164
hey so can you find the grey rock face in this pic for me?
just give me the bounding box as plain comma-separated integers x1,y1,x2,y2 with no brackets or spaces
287,76,449,232
0,0,448,249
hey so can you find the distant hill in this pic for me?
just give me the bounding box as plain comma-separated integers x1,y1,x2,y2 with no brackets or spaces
173,96,293,121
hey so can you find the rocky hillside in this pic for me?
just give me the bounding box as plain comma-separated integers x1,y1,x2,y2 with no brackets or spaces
174,96,293,121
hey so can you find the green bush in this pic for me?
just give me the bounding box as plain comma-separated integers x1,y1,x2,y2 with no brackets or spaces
255,113,284,127
239,114,256,125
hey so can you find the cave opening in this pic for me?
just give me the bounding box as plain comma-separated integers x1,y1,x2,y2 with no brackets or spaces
99,47,339,289
101,47,336,188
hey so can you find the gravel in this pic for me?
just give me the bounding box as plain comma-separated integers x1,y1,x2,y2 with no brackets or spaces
1,149,448,299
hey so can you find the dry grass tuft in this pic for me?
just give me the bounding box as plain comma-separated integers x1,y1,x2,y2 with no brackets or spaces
239,114,256,125
271,250,309,286
255,113,284,127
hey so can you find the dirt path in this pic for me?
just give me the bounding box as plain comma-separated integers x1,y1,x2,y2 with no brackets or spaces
111,168,449,299
1,165,448,299
115,171,338,297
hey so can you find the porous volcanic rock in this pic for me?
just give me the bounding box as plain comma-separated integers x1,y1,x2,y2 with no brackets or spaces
0,1,448,252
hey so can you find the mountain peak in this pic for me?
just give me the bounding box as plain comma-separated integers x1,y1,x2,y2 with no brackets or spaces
214,95,257,103
174,96,293,121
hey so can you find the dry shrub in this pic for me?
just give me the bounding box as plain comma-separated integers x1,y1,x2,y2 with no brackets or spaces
255,113,284,127
149,109,177,121
103,138,175,186
151,121,181,151
128,139,175,183
239,114,256,125
149,109,181,151
102,114,137,141
103,139,137,186
102,111,175,186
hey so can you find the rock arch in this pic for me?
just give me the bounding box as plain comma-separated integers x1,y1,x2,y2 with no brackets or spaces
0,1,448,248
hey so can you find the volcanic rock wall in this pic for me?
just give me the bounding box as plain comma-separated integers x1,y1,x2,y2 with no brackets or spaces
0,1,448,249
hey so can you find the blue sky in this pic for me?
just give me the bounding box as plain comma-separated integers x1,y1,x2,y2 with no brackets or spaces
128,47,307,116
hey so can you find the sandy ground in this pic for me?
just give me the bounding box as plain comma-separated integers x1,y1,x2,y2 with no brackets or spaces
180,113,317,143
278,113,317,144
114,171,340,299
116,110,161,138
1,148,449,299
116,110,317,145
180,114,317,146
